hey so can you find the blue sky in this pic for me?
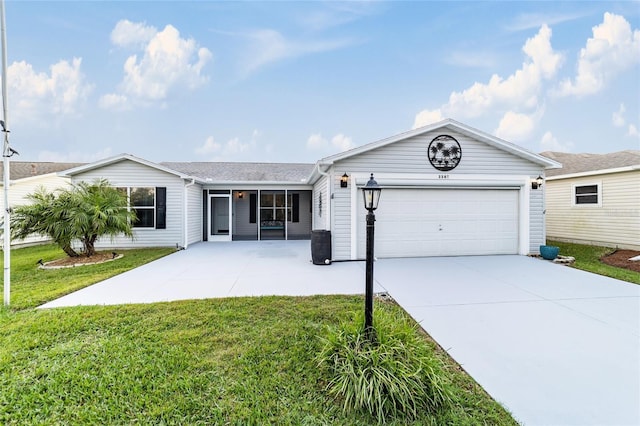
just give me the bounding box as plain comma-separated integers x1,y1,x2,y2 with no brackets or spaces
3,1,639,163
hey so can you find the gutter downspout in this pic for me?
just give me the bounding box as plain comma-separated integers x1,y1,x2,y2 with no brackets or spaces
183,178,196,249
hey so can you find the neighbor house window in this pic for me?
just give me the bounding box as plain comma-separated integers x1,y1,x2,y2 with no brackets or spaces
117,187,167,228
573,183,600,206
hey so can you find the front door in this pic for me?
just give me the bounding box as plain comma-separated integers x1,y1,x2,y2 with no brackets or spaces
209,194,231,241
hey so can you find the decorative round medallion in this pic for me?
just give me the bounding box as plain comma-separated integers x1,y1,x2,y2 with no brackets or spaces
428,134,462,171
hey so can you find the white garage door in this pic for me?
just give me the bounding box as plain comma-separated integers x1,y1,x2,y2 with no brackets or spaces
357,188,519,258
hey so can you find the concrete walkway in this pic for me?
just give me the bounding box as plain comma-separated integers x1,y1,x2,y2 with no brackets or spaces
39,241,379,307
40,241,640,426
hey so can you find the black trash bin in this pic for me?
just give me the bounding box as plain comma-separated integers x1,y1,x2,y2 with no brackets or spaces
311,230,332,265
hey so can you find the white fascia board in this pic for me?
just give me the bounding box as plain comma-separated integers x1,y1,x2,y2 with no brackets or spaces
547,165,639,181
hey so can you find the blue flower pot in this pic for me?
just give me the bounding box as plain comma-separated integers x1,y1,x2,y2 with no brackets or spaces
540,245,559,260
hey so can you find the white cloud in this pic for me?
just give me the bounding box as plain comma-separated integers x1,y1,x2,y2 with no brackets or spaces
8,58,93,122
331,134,353,151
111,19,157,47
555,13,640,97
239,29,353,77
306,132,353,152
610,103,640,139
98,93,130,111
306,133,326,150
540,131,573,152
414,24,562,125
413,109,443,129
506,11,587,32
195,130,262,160
612,104,626,127
195,136,221,155
495,111,536,142
299,2,380,32
225,137,251,155
101,20,212,109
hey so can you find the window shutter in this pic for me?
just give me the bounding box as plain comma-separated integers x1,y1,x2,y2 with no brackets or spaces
250,193,257,223
292,193,299,223
155,187,166,229
202,190,208,241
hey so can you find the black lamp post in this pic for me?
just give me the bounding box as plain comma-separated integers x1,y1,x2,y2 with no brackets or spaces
362,173,381,338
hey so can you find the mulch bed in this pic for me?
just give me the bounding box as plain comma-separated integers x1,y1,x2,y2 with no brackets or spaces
600,249,640,273
43,251,121,268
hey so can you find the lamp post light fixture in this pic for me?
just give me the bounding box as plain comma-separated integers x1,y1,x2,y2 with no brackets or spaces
362,173,381,338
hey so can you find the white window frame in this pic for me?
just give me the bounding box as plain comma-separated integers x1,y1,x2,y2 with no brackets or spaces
572,182,602,207
119,187,156,228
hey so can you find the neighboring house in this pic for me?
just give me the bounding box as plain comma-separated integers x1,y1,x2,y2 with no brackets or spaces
541,150,640,250
61,119,560,259
0,161,84,247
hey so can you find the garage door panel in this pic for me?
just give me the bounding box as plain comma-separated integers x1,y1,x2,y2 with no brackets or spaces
357,188,519,258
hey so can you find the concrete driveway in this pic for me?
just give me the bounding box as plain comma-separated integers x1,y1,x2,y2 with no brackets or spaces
40,241,640,426
375,256,640,426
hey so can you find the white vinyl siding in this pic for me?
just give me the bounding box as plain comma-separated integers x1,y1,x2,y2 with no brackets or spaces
0,173,71,247
546,170,640,250
331,172,352,259
70,160,184,248
329,128,546,260
312,175,328,230
186,182,203,246
529,186,546,250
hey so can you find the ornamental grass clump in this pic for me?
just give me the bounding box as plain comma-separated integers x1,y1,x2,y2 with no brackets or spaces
317,307,453,423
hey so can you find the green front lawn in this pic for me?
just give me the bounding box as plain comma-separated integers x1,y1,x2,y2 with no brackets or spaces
548,240,640,284
0,244,518,424
0,244,174,309
0,297,517,425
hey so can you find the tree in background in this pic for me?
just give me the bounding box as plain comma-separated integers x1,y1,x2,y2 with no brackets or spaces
11,179,136,257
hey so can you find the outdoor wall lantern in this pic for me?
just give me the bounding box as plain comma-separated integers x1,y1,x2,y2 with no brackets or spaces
340,173,349,188
532,175,543,190
362,173,381,339
238,191,244,199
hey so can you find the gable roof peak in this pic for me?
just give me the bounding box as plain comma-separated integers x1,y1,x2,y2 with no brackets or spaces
58,153,195,180
316,118,559,169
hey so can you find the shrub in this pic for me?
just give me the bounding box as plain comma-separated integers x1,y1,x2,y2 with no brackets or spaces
11,179,135,257
317,306,453,423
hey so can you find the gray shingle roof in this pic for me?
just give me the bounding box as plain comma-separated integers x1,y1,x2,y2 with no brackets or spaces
0,161,85,180
540,150,640,177
161,162,315,182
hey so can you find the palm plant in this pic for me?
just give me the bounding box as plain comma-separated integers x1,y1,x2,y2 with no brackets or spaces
11,179,136,257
